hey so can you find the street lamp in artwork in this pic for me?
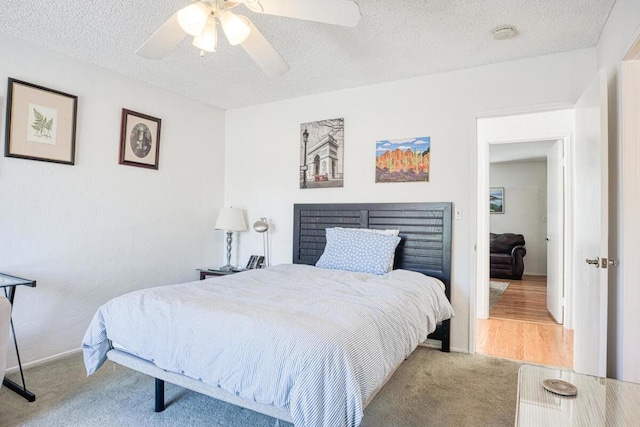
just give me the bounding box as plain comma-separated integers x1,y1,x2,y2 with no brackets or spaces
301,128,309,188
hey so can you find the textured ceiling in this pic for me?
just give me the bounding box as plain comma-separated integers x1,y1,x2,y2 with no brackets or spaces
0,0,615,110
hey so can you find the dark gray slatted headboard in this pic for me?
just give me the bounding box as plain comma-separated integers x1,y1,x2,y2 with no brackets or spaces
292,202,453,351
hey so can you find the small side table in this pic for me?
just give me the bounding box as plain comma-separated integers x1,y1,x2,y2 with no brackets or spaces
197,269,241,280
1,272,36,402
516,364,640,426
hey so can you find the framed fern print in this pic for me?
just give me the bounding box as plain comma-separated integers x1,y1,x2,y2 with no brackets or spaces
4,78,78,165
119,109,161,170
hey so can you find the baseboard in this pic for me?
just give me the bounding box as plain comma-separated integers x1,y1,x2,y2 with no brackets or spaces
419,340,467,354
420,339,442,350
5,347,81,374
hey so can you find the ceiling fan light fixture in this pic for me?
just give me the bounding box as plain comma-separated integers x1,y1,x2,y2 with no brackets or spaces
177,2,210,36
219,11,251,46
193,17,217,52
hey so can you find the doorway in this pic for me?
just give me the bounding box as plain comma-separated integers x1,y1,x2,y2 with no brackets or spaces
618,36,640,382
474,110,574,367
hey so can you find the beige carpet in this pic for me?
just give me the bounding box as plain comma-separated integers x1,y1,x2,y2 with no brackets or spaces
0,348,520,426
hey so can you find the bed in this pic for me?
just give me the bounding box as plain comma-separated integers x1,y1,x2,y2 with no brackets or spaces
82,202,453,427
292,202,452,351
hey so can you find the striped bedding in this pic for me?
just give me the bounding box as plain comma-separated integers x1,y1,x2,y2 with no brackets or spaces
82,264,453,427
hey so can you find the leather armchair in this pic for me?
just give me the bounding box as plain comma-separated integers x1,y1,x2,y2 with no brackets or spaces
0,296,11,389
490,233,527,280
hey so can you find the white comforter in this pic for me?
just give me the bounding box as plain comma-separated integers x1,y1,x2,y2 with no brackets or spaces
82,264,453,427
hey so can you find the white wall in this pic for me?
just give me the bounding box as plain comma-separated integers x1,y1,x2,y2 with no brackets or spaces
225,50,596,353
0,34,226,368
596,0,640,381
490,161,547,275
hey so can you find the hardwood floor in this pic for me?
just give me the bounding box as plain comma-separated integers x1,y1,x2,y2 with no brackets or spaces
478,275,573,368
476,318,573,368
490,275,557,324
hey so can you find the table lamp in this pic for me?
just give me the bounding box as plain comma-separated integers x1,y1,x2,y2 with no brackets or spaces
214,207,248,271
253,217,270,268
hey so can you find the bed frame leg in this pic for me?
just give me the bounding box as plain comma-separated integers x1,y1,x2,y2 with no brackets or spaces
441,319,450,353
155,378,165,412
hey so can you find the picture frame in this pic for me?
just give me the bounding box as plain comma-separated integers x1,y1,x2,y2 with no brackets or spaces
299,118,344,189
119,108,161,170
4,78,78,165
375,136,430,183
490,187,505,214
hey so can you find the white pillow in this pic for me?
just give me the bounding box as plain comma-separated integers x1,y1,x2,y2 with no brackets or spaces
341,228,400,272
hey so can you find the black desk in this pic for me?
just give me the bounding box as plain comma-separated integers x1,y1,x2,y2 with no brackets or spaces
1,272,36,402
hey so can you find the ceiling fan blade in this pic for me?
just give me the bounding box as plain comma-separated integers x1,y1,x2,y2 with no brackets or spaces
240,17,290,77
137,13,187,59
243,0,361,27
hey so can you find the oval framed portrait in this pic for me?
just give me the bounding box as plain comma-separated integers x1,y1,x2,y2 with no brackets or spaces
119,108,161,170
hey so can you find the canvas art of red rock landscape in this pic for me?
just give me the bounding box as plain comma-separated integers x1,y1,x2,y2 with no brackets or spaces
375,136,430,183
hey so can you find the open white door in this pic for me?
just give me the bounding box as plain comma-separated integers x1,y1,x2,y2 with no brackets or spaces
546,140,564,323
573,70,609,377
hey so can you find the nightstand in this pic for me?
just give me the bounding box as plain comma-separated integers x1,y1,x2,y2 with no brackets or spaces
197,269,241,280
515,364,640,426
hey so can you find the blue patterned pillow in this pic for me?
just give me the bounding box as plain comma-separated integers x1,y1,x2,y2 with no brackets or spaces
316,228,401,275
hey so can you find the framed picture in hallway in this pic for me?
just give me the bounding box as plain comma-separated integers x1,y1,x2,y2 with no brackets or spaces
490,187,504,213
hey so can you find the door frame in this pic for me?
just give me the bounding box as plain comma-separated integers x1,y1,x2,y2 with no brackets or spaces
469,104,575,354
618,36,640,382
545,139,565,324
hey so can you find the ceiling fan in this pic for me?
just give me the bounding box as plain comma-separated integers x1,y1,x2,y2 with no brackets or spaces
137,0,361,77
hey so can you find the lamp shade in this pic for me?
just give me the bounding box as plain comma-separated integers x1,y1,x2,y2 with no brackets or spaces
253,218,269,233
177,2,209,36
219,11,251,45
193,17,217,52
215,207,248,232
